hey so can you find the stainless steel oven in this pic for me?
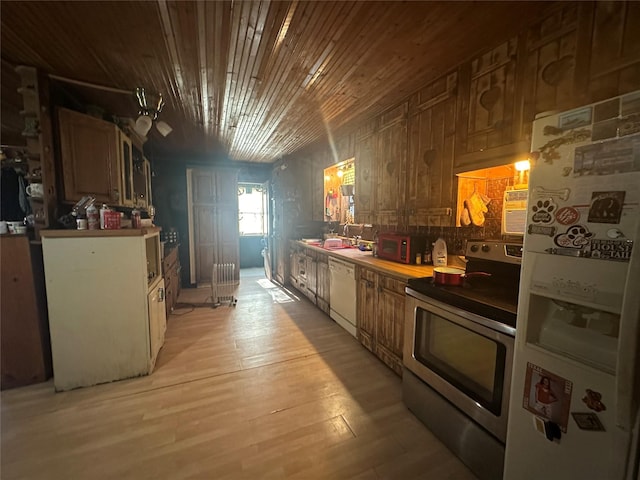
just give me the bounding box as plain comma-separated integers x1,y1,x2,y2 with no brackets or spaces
402,241,522,480
404,291,515,440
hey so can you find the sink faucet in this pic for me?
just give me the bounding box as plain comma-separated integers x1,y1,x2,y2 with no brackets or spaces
343,223,349,236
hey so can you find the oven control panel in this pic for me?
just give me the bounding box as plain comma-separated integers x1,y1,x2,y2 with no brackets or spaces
466,241,522,264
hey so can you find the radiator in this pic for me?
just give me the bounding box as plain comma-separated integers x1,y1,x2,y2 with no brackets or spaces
211,263,238,306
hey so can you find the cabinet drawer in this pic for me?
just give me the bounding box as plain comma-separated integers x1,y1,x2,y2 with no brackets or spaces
379,275,406,295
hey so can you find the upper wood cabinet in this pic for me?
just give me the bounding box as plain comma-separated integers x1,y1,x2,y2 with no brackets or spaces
375,103,407,227
521,3,583,136
588,2,640,100
354,120,377,225
455,38,527,172
406,72,457,226
58,108,135,206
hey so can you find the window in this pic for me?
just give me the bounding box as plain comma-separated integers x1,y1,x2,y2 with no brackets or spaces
238,183,266,236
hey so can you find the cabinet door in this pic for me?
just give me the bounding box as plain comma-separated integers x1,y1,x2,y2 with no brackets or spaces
521,3,581,137
58,108,120,204
289,248,299,288
144,159,153,207
148,279,166,367
375,105,407,227
455,38,523,171
407,73,457,226
354,120,376,225
375,275,406,375
316,253,330,314
356,267,377,352
119,131,134,207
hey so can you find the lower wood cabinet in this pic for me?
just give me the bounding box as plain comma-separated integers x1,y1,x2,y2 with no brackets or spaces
356,266,406,376
163,244,181,316
1,236,52,389
288,243,405,376
316,252,330,314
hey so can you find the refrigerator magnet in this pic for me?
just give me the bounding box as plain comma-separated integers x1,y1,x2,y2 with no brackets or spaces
572,412,605,431
523,363,573,433
555,206,580,225
587,191,625,224
588,239,633,261
554,225,593,249
531,198,557,224
582,389,607,412
528,224,556,237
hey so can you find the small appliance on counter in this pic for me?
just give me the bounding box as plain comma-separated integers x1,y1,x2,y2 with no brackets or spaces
376,232,427,264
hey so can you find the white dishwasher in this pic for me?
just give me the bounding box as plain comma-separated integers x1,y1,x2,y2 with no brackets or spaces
328,257,357,337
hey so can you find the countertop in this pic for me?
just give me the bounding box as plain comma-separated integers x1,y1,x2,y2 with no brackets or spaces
40,227,162,238
291,240,443,282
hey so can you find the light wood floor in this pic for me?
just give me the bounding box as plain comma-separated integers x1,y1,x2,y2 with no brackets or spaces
1,268,477,479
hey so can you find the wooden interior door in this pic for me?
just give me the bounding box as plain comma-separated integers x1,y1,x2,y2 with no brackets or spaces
191,168,239,286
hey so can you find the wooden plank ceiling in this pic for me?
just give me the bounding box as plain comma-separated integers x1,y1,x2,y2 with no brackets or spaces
1,1,554,163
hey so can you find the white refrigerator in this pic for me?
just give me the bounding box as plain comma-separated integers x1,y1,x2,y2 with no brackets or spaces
505,91,640,480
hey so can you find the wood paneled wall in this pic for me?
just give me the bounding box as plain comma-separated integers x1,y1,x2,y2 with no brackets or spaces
282,2,640,232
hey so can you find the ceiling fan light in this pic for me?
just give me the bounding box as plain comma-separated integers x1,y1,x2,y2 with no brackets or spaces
134,114,153,137
156,120,173,137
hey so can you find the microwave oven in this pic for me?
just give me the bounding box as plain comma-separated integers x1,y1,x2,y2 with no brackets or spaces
377,233,426,264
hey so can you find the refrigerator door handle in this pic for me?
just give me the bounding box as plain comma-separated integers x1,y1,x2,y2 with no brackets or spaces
615,216,640,432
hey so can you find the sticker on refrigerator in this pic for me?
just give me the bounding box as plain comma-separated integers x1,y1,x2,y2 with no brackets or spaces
554,225,593,249
559,107,592,130
573,135,640,176
538,128,592,164
528,224,556,237
555,206,580,225
571,412,605,431
523,363,573,433
589,238,633,261
587,191,625,224
618,113,640,137
531,199,557,223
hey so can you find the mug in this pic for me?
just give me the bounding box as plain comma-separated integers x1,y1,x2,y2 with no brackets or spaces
26,183,44,198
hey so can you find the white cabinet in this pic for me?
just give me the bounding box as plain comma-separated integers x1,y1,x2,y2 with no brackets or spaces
41,228,166,391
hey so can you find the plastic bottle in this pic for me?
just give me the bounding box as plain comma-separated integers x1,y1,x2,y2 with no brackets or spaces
433,237,448,267
87,204,99,230
99,204,109,229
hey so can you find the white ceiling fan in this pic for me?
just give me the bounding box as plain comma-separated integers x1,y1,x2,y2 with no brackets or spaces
48,74,173,138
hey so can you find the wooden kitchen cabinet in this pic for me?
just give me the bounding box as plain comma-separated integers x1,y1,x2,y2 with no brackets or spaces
163,244,181,316
41,228,166,391
455,38,527,172
316,252,330,314
1,235,52,389
58,107,135,206
356,266,406,376
375,104,407,227
406,72,457,226
356,267,377,353
375,275,406,376
354,120,377,225
288,244,319,305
